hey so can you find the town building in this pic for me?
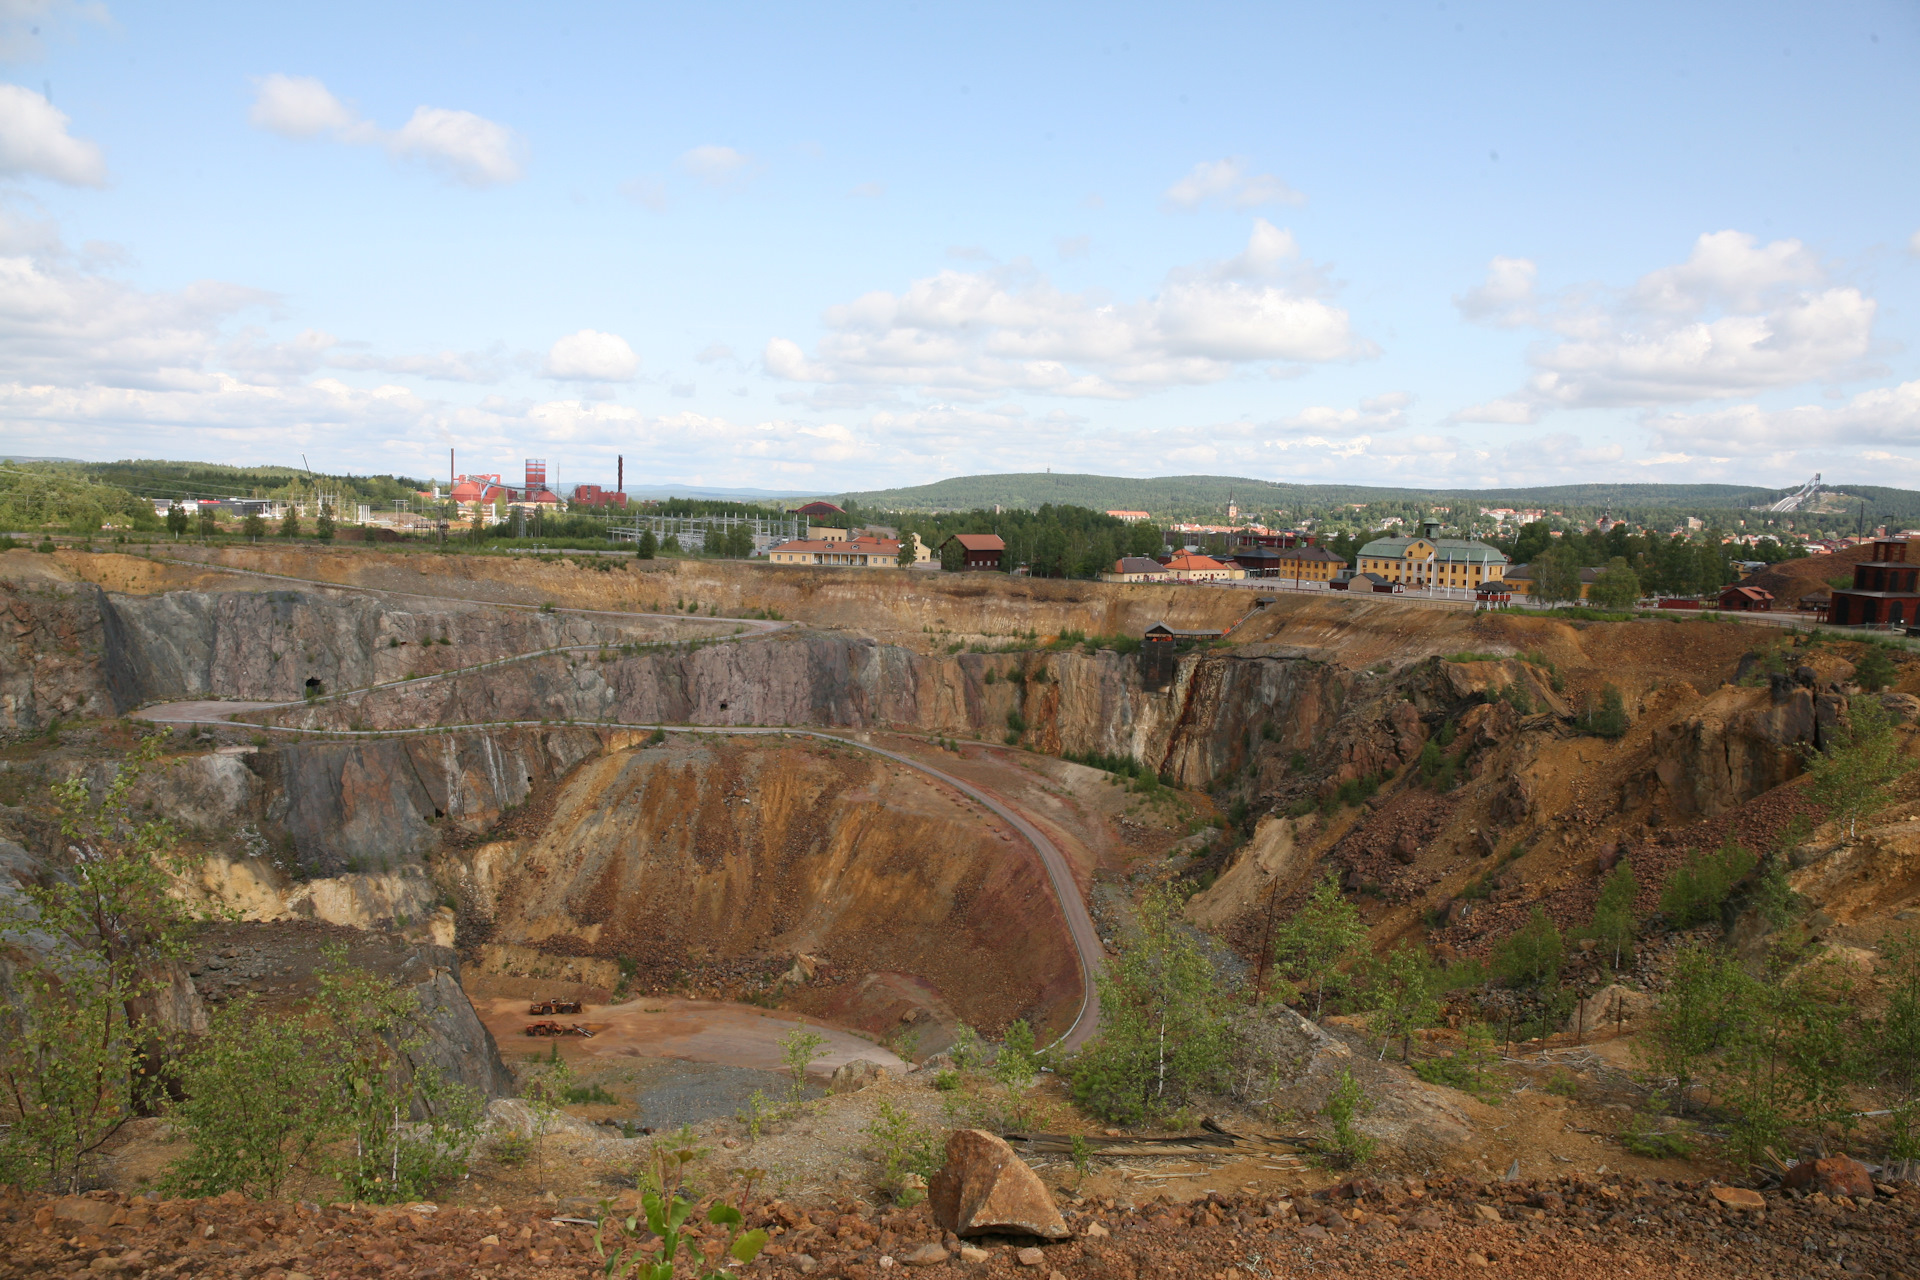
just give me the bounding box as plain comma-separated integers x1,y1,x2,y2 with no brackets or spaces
1354,522,1510,590
790,501,846,518
1498,564,1600,600
1273,545,1346,583
765,533,907,568
1103,557,1169,583
1229,546,1282,577
1163,551,1243,582
941,534,1006,571
1105,510,1152,522
1826,537,1920,626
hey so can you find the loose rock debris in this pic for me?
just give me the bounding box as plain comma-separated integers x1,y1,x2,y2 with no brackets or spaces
6,1172,1918,1279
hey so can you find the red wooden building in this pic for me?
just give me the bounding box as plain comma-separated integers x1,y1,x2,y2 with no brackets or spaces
941,533,1005,570
1717,584,1774,612
1826,537,1920,626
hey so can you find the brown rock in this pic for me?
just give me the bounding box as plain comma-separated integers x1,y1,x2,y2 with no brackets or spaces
927,1129,1070,1240
1080,1221,1110,1238
1710,1186,1765,1211
901,1242,949,1267
828,1059,890,1094
1404,1210,1445,1231
50,1198,117,1228
1472,1203,1503,1223
1015,1246,1045,1266
1783,1155,1874,1199
958,1246,990,1263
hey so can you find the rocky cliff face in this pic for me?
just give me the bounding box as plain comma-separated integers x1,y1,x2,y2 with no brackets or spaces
444,735,1081,1037
97,587,699,707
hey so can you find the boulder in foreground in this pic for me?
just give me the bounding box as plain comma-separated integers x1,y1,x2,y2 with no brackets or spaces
927,1129,1069,1240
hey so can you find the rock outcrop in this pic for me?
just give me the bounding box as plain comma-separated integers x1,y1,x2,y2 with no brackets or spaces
928,1129,1069,1240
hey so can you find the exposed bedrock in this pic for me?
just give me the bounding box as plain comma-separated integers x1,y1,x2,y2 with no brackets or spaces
276,635,1355,791
445,736,1082,1038
94,587,697,708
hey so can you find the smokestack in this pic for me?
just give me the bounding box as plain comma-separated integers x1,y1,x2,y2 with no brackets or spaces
450,448,455,491
617,455,623,495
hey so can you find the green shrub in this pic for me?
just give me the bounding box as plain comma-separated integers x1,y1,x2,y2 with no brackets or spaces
1501,682,1535,715
1322,1068,1375,1166
1005,709,1028,735
863,1098,944,1205
563,1083,618,1105
1493,907,1564,989
1619,1109,1693,1159
1576,683,1630,738
488,1133,534,1166
1855,645,1898,692
1584,861,1639,968
1411,1023,1500,1100
1659,838,1756,927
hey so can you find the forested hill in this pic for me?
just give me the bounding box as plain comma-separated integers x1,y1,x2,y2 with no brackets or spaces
834,473,1786,513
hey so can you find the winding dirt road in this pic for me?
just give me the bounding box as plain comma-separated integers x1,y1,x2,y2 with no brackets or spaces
130,560,1104,1053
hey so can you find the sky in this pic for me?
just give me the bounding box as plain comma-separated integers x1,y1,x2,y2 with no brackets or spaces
0,1,1917,497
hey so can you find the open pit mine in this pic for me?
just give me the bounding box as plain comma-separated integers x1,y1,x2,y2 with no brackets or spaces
2,542,1918,1280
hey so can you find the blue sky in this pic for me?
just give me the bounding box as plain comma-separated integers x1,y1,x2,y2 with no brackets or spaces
1,1,1916,495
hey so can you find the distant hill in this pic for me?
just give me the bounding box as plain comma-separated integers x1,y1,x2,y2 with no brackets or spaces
832,473,1780,513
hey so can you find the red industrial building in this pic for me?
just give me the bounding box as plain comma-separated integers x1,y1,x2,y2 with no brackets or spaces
1825,537,1920,626
570,484,627,508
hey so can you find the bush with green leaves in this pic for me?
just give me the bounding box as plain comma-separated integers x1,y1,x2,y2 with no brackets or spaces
862,1098,945,1205
1071,886,1236,1126
158,996,334,1199
1805,697,1913,840
156,945,486,1202
992,1019,1038,1092
1576,684,1630,738
1853,644,1898,693
1658,838,1756,927
595,1146,766,1279
1874,927,1920,1158
1269,873,1367,1017
780,1024,826,1108
0,738,200,1192
1360,943,1442,1062
1637,943,1747,1114
1412,1022,1501,1100
1321,1068,1375,1167
1493,907,1564,990
1584,861,1639,969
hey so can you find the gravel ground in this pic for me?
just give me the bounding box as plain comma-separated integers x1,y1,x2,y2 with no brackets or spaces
7,1172,1917,1279
625,1059,818,1132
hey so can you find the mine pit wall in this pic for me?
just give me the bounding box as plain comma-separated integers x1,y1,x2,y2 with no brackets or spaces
94,588,706,708
448,737,1081,1040
273,635,1356,792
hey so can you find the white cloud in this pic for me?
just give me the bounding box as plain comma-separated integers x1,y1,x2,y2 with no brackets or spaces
0,1,109,62
389,106,524,186
1055,235,1090,259
1909,229,1920,257
694,342,735,364
0,84,105,185
247,74,524,187
1273,391,1412,435
620,176,668,211
544,330,639,382
764,221,1369,403
849,181,884,199
1164,158,1305,211
248,73,363,139
1455,231,1877,419
1647,380,1920,456
1453,256,1537,328
679,145,751,185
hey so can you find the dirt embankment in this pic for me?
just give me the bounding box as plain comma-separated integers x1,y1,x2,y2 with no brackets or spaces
445,735,1082,1044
